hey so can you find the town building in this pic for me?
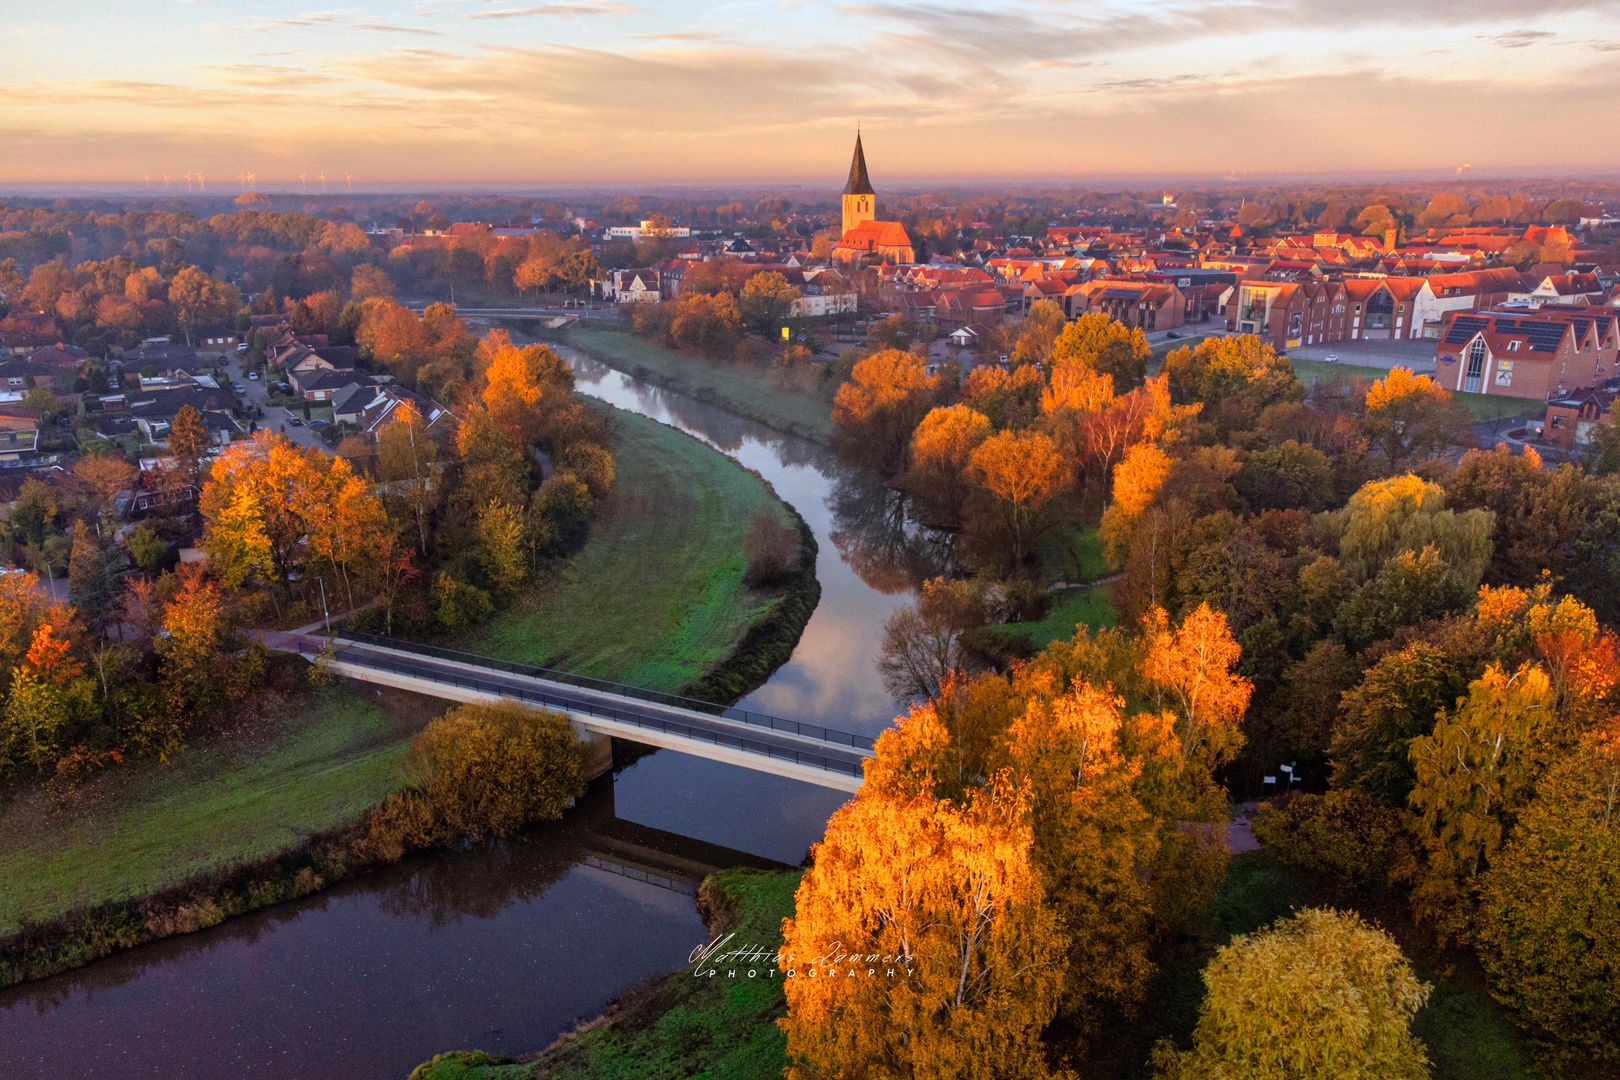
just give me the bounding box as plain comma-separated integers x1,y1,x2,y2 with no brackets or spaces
831,134,915,266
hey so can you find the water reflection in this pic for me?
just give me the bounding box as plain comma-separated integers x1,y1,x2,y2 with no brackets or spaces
562,348,926,730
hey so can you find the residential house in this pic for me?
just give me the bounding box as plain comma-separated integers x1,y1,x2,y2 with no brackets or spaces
0,405,40,464
1064,279,1187,331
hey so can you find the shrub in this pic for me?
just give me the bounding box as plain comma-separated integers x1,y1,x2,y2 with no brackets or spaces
404,701,587,842
743,509,800,587
430,571,492,631
1250,790,1409,890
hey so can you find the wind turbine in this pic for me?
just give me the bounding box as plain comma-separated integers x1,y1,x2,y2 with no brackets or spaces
237,171,246,191
247,171,256,190
318,171,326,192
196,173,205,191
162,173,171,189
143,173,150,189
183,171,193,191
299,173,307,192
344,172,352,192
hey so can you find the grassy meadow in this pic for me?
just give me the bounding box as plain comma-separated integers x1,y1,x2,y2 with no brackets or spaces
462,404,804,694
568,324,836,444
0,682,435,936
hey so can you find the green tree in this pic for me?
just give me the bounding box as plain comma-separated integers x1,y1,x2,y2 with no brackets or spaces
1325,473,1493,585
1331,641,1468,802
1477,725,1620,1072
1236,439,1334,512
1153,908,1431,1080
1360,368,1473,469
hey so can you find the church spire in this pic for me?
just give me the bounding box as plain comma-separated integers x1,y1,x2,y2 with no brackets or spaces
843,131,874,196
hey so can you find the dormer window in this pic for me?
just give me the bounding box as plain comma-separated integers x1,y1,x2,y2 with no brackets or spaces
1509,341,1521,352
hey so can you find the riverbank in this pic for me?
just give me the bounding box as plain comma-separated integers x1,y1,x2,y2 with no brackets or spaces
564,323,837,445
411,867,801,1080
0,406,820,990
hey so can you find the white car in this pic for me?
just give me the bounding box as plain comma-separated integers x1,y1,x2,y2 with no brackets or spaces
1323,354,1339,363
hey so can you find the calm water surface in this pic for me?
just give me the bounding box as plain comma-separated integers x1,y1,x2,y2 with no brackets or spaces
0,354,942,1079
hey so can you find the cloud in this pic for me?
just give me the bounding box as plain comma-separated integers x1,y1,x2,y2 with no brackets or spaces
467,2,636,18
1021,59,1095,70
629,29,726,41
1479,28,1557,47
358,20,443,35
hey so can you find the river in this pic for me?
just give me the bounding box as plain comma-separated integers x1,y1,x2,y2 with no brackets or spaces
0,352,944,1078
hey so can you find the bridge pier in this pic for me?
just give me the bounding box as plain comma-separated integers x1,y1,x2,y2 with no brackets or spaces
576,724,613,781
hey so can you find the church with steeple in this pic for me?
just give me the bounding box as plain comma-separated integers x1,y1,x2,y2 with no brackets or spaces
831,133,915,266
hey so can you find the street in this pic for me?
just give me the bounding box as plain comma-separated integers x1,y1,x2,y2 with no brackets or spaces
219,349,332,453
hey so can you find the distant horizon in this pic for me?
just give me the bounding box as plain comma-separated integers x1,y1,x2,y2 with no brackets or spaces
6,168,1620,203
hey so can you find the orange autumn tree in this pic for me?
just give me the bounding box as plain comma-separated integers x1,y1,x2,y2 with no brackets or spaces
967,429,1071,566
909,404,992,522
832,348,941,471
1141,602,1252,769
781,706,1064,1080
1098,441,1172,566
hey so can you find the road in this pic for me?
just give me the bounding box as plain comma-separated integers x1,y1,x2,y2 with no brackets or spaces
219,349,331,453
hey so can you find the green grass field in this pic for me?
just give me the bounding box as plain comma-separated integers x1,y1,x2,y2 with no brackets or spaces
980,584,1119,655
568,324,836,443
0,683,433,935
463,405,800,693
1290,358,1533,423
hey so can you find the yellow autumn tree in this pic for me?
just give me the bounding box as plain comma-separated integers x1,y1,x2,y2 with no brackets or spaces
909,404,993,521
998,679,1161,1026
1140,603,1252,769
1154,908,1432,1080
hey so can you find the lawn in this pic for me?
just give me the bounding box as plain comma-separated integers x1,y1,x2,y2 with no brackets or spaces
981,584,1118,654
568,324,836,444
1289,358,1533,423
0,682,436,935
1037,523,1111,585
462,404,802,694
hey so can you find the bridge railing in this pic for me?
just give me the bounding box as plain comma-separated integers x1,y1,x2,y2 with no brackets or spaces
302,640,867,780
329,629,876,753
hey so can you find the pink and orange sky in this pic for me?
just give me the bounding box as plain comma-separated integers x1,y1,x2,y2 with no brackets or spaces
6,0,1620,188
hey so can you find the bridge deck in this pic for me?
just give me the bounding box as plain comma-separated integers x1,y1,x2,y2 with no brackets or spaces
279,635,873,792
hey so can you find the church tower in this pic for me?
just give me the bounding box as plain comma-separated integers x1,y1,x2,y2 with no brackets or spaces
841,132,876,238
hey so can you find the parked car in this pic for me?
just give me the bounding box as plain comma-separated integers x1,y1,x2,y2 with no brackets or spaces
248,371,259,381
1323,354,1339,363
232,382,246,393
1165,331,1180,339
287,417,304,427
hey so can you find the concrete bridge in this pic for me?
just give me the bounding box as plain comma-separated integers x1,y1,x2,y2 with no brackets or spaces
267,631,873,792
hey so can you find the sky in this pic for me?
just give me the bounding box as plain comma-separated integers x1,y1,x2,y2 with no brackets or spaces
5,0,1620,189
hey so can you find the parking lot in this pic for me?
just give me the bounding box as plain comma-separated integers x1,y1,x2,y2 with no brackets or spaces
1286,338,1438,374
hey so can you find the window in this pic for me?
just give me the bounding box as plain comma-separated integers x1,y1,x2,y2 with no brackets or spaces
1509,341,1520,351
